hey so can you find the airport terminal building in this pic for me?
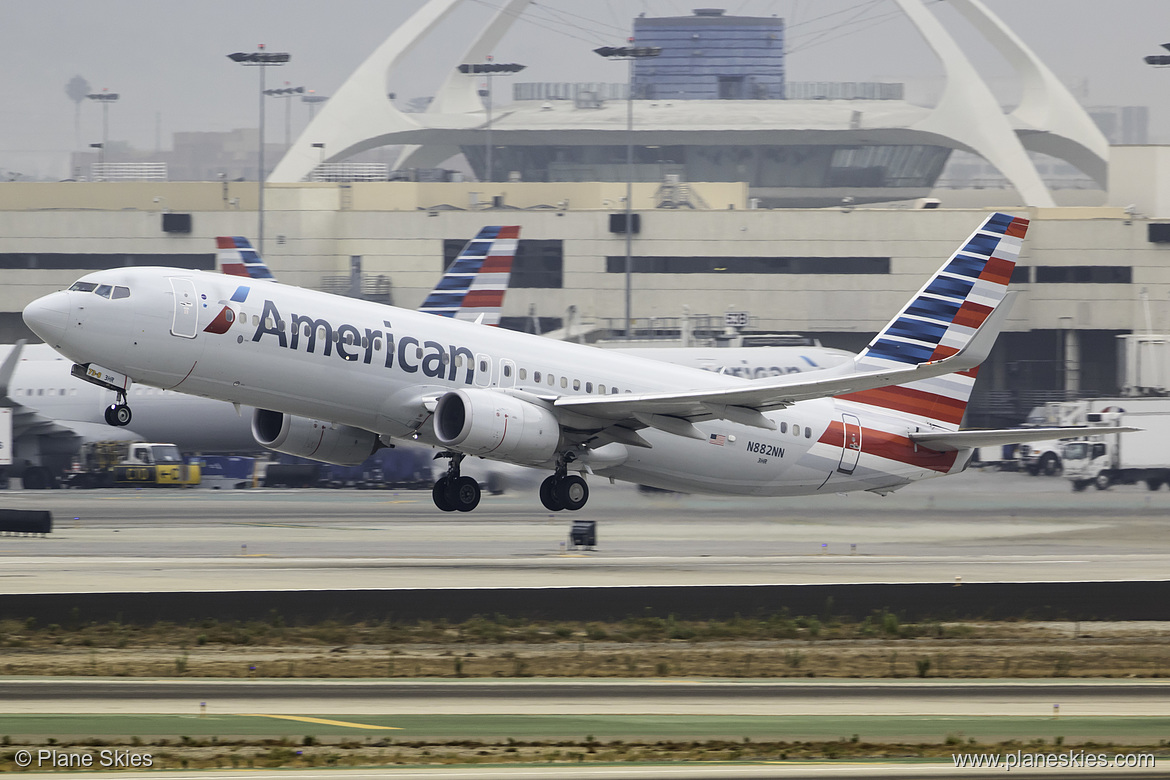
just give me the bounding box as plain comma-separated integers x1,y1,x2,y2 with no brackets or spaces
2,0,1167,428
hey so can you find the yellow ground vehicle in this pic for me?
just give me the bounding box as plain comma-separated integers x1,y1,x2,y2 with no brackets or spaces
66,442,200,488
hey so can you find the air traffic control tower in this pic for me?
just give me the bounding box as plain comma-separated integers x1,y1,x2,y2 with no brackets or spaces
632,8,785,101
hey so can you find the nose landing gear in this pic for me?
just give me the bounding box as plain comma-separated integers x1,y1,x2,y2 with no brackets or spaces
103,394,132,427
431,452,481,512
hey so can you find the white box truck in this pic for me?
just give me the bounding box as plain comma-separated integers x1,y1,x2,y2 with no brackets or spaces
1062,410,1170,491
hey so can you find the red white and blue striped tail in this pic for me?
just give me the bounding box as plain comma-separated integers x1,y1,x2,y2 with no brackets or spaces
418,226,520,326
216,236,276,280
842,212,1029,430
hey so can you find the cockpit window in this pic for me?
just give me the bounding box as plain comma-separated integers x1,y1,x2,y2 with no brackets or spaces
112,286,130,299
94,284,113,299
69,281,98,292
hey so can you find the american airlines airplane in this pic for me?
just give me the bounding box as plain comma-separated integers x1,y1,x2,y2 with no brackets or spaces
23,213,1092,512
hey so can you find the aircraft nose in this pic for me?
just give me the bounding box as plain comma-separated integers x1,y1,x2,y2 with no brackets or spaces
23,292,70,346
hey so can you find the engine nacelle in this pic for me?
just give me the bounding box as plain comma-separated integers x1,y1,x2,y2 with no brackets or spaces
434,389,560,465
251,409,379,466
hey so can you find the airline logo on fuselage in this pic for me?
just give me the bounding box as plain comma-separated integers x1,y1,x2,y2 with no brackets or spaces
246,298,481,383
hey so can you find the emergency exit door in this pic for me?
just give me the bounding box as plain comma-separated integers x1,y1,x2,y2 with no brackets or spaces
837,413,862,474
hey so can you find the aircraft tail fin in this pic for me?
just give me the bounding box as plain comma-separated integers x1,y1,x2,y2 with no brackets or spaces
418,226,520,326
840,211,1029,430
216,236,276,280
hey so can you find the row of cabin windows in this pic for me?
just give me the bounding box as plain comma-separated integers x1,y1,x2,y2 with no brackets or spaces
779,421,813,439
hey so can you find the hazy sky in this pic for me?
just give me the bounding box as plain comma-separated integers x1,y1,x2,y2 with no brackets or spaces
3,0,1168,178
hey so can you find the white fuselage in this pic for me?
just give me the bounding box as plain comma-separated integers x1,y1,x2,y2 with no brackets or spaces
25,268,964,496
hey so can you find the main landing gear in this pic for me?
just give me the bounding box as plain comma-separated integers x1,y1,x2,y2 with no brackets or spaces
429,452,591,513
103,394,132,427
432,452,481,512
539,459,589,512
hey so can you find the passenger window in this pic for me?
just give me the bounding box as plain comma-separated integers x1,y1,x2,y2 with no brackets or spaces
374,339,382,351
780,422,787,433
479,359,488,372
503,364,513,378
112,286,131,299
416,347,424,359
611,387,619,394
598,384,606,394
253,315,260,326
95,284,113,298
561,377,568,389
534,371,542,383
805,427,812,439
586,382,593,393
573,379,580,391
519,368,527,380
548,374,555,386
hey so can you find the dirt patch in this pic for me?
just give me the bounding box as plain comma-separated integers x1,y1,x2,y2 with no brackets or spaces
3,617,1170,679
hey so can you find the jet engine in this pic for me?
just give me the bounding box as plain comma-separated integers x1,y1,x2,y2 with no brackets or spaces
251,409,379,466
434,388,560,464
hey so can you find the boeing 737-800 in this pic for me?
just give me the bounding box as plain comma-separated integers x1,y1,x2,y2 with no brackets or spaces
23,212,1103,512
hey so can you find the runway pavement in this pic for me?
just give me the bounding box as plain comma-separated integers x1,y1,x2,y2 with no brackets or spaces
0,470,1167,593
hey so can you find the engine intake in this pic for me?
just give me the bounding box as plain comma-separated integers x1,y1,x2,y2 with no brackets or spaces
252,409,379,466
434,389,560,464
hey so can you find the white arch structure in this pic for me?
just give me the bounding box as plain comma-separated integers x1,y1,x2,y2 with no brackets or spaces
270,0,1108,208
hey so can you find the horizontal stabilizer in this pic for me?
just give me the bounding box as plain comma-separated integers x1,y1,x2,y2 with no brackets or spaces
909,426,1142,452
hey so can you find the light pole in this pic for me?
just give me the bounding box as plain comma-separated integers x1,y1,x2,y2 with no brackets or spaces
302,90,328,121
88,143,104,177
458,58,525,182
86,89,119,173
228,45,290,256
1143,42,1170,67
264,84,305,147
594,44,660,338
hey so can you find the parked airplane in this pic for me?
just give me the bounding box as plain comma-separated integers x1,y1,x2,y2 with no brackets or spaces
24,212,1109,511
2,228,524,487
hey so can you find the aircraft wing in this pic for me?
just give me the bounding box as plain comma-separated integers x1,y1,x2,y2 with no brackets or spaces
908,426,1142,452
554,299,1008,433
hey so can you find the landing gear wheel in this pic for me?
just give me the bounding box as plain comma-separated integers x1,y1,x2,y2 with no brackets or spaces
540,475,565,511
432,477,456,512
105,403,132,427
1093,473,1111,491
1072,480,1088,492
448,475,481,512
556,474,589,511
1040,453,1061,476
1147,479,1164,491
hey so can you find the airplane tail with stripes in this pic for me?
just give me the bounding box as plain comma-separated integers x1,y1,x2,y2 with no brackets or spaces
839,212,1028,430
418,226,520,326
216,236,276,280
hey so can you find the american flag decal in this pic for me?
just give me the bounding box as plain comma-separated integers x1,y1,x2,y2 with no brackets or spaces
709,433,726,446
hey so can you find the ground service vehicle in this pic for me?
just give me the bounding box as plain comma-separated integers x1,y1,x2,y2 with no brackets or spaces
1062,411,1170,491
64,441,200,488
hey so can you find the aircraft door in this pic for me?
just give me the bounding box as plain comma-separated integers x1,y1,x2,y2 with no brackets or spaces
499,358,517,389
168,277,199,339
837,413,862,475
474,353,492,387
